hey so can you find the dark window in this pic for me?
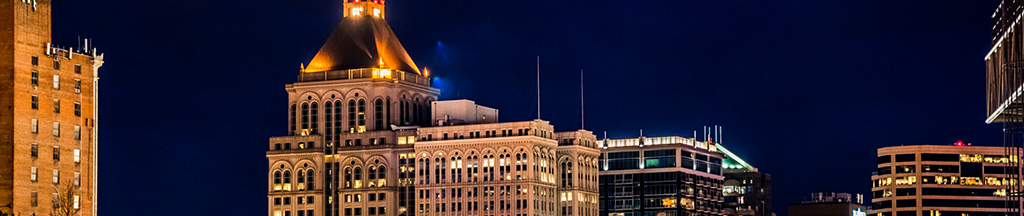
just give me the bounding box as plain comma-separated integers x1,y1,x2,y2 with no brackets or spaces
877,166,892,175
53,60,60,70
74,65,81,74
31,95,38,109
921,188,998,196
920,153,959,162
961,162,983,177
31,143,38,158
53,99,59,113
290,104,296,134
894,154,915,162
74,79,80,94
284,143,291,150
921,165,958,173
878,155,891,164
895,211,915,216
301,103,309,130
375,99,384,130
311,102,319,134
275,197,281,205
284,197,291,205
74,103,81,117
895,188,916,196
275,143,281,150
922,199,1018,208
872,201,892,210
31,56,38,65
895,199,916,207
31,71,38,86
53,146,60,161
984,166,1019,174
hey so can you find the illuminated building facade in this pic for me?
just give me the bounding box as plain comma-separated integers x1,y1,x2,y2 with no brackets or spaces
985,1,1024,216
719,145,772,216
870,145,1023,216
787,192,866,216
597,136,725,216
266,1,600,216
0,1,104,216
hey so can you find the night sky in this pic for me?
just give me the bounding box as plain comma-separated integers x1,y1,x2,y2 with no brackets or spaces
48,0,1002,215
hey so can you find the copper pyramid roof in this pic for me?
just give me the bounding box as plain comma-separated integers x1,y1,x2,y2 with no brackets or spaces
304,15,420,74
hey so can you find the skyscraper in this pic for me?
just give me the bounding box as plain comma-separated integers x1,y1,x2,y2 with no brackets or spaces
265,2,599,216
985,1,1024,215
0,1,104,216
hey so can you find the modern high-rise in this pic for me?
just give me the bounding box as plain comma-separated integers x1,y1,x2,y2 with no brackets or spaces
985,1,1024,215
871,145,1022,216
0,1,104,216
265,2,599,216
597,136,725,216
718,145,771,216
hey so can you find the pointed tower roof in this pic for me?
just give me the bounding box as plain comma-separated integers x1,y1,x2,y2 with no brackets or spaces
304,2,420,74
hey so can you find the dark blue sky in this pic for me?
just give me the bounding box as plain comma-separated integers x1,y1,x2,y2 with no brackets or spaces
50,0,1001,215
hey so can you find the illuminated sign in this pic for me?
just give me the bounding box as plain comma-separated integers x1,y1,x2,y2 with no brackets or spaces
852,208,866,216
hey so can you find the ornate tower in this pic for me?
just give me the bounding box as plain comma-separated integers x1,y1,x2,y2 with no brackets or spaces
268,1,437,215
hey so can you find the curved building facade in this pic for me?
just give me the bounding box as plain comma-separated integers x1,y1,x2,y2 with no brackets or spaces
871,145,1022,216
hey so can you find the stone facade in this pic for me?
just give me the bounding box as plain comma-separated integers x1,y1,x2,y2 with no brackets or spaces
0,1,103,216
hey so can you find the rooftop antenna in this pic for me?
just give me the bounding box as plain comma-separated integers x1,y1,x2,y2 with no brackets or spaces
537,56,541,120
580,69,585,129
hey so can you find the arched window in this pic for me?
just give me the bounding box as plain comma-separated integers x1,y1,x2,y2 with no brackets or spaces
374,99,384,130
301,103,309,130
310,102,319,134
306,170,314,189
368,166,378,187
414,98,421,125
289,104,296,134
378,165,386,180
325,101,333,143
344,168,353,188
357,99,366,129
354,167,363,188
297,170,305,190
283,170,291,184
334,100,343,141
386,98,391,127
274,171,282,184
439,157,447,183
399,98,406,125
348,100,357,132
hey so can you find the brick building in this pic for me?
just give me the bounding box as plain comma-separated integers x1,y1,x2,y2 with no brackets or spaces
0,1,104,216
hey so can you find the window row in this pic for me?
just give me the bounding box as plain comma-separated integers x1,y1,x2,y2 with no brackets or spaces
343,193,386,202
30,56,82,74
30,119,82,140
30,96,82,116
29,144,81,163
272,169,315,191
29,70,83,93
271,210,314,216
29,167,81,186
343,207,386,216
273,196,314,205
291,97,432,137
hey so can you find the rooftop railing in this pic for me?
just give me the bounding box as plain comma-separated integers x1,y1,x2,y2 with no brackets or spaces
298,68,431,87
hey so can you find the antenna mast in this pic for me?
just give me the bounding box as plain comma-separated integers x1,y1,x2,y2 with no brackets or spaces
581,69,585,129
537,56,541,120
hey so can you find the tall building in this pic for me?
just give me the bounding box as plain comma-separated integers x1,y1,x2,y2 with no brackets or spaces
870,145,1022,216
0,1,104,216
597,136,725,216
718,145,772,216
787,192,866,216
265,2,599,216
985,1,1024,215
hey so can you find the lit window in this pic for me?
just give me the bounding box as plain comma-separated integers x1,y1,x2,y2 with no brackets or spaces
53,122,60,137
31,119,37,133
373,8,381,17
53,169,59,184
31,167,37,181
73,149,80,163
53,74,59,89
74,125,81,140
352,7,363,16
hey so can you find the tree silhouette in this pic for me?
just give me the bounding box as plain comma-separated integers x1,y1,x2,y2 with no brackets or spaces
50,183,79,216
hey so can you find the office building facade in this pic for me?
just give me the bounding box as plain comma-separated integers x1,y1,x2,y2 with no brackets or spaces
871,145,1022,216
0,1,104,216
597,136,725,216
718,145,771,216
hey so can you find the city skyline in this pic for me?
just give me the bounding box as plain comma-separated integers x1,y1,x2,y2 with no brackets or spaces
20,1,1007,216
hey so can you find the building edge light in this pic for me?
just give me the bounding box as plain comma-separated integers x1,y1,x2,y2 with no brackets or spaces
716,144,751,169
